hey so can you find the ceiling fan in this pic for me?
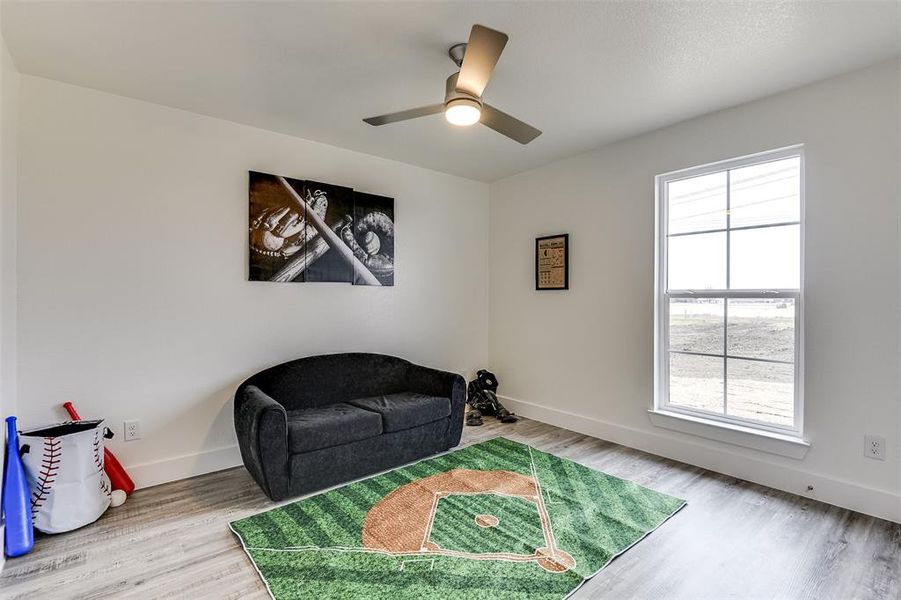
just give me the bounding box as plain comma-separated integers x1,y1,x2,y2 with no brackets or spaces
363,24,541,144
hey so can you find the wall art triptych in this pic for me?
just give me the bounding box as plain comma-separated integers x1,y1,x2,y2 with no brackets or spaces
248,171,395,286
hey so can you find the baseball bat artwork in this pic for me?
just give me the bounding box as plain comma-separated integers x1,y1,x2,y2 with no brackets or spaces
62,402,135,495
3,416,34,558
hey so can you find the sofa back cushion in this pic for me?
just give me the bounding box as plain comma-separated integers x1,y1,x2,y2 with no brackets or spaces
348,393,451,433
241,353,411,410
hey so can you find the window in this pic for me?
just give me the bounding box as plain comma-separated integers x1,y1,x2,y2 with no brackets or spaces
655,146,803,437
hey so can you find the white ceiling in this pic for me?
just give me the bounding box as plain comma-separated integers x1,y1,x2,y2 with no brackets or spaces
3,1,899,181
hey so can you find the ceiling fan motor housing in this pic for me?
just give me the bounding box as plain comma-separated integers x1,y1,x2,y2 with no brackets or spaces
444,72,482,108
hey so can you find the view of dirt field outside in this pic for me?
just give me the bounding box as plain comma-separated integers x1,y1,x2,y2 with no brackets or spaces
668,298,795,426
662,152,801,429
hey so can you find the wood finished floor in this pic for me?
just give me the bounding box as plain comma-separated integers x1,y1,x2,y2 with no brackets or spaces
1,417,898,599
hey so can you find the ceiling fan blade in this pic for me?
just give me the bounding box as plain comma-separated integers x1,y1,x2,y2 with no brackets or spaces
456,25,508,98
363,104,444,126
481,104,541,144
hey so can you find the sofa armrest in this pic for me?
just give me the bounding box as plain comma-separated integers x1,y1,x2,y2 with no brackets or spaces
406,364,466,447
234,385,290,500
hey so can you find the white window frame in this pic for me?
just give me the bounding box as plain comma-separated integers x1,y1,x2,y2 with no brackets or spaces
653,145,805,442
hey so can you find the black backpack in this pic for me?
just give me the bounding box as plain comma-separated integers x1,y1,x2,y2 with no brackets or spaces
466,370,517,424
474,370,498,393
467,370,499,411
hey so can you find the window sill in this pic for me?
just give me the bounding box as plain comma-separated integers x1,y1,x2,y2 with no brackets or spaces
647,409,810,459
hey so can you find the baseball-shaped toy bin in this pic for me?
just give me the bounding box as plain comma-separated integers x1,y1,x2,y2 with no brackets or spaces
19,420,113,534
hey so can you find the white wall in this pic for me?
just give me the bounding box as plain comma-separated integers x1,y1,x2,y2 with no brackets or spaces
16,76,490,488
489,60,901,522
1,6,19,424
0,13,20,567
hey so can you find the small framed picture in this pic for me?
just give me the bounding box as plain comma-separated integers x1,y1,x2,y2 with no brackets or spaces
535,234,569,290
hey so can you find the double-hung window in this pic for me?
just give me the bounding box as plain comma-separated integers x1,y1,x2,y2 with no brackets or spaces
655,146,804,437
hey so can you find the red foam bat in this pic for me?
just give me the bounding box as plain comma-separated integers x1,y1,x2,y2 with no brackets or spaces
63,402,135,495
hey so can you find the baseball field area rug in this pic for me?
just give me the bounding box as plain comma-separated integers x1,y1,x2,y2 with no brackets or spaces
229,437,686,600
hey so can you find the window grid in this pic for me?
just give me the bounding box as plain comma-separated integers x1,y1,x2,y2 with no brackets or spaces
724,169,730,418
667,220,802,238
656,146,804,437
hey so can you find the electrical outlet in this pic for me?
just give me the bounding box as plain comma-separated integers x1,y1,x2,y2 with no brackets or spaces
864,435,885,460
124,420,141,442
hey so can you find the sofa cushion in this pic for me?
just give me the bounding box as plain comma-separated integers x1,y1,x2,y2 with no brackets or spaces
286,403,382,454
348,393,451,433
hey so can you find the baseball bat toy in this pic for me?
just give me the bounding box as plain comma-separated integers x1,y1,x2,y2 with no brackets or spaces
3,416,34,557
62,402,135,495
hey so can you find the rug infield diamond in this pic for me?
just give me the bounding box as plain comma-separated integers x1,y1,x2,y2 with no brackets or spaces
229,437,686,600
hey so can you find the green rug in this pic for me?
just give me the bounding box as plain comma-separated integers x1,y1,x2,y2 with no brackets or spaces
230,437,686,599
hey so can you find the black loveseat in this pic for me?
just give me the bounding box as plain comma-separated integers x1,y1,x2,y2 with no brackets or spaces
234,353,466,501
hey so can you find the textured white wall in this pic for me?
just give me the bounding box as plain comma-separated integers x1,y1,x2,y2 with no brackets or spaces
16,76,490,487
1,17,18,423
489,60,901,521
0,17,20,561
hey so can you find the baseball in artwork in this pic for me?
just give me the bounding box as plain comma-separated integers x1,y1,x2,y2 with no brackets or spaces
248,171,395,286
229,437,685,600
349,192,395,286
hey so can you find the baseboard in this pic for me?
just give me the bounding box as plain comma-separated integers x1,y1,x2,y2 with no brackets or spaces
125,444,243,490
499,394,901,524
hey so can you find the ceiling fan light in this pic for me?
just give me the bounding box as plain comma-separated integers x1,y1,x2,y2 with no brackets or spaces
445,98,481,126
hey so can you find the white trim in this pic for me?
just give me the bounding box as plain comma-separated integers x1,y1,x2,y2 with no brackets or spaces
654,145,806,437
498,394,901,524
647,409,809,459
124,444,242,490
656,144,806,180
